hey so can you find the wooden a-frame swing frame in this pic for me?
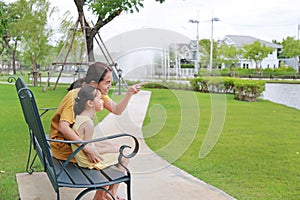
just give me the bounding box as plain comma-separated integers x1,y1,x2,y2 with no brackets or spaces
43,14,126,92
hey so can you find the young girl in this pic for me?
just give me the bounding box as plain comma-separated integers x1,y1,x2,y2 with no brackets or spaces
72,86,126,200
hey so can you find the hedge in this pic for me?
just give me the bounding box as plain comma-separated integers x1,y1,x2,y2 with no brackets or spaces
190,77,266,102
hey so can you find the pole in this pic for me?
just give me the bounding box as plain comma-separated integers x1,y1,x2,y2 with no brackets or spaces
118,76,121,95
209,17,220,73
189,19,200,74
297,23,300,40
117,69,122,95
196,21,199,73
209,18,214,73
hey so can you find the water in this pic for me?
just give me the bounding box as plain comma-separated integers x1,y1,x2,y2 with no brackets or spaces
262,83,300,110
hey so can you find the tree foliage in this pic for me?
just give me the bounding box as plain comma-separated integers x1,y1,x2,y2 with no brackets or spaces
217,43,240,71
281,36,300,58
18,0,53,72
1,0,55,85
199,39,215,67
0,1,9,55
242,40,273,71
0,0,24,74
281,36,300,74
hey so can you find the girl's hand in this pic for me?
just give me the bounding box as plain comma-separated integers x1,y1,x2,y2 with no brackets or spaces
83,144,103,163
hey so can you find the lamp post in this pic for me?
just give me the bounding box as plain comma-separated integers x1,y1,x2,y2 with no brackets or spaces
189,19,199,73
117,68,122,95
209,17,220,73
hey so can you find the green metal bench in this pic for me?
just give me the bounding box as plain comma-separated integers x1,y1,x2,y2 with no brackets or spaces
15,77,139,200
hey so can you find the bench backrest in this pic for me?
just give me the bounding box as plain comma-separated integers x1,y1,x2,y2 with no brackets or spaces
16,78,58,192
15,77,27,92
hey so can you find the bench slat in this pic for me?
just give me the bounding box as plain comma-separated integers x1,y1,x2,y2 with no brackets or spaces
64,162,92,185
79,167,110,185
53,159,73,185
102,165,127,181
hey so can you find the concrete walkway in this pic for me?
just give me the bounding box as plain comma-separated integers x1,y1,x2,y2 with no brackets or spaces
16,90,236,200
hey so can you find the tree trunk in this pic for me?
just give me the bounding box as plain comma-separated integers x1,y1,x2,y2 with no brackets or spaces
73,0,121,63
255,61,259,71
31,62,38,86
12,39,18,75
85,27,95,62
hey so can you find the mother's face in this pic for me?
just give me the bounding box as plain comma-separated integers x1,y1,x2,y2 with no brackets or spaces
97,71,112,95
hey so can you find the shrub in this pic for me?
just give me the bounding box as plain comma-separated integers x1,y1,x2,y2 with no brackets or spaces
181,64,194,68
190,77,266,102
143,81,192,90
233,79,265,102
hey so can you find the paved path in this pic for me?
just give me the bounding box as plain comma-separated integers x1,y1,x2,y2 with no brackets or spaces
17,90,236,200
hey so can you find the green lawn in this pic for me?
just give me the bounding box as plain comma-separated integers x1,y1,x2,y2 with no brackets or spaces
0,82,299,199
143,89,300,200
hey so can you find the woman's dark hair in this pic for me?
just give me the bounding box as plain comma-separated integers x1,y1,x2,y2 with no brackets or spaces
85,62,112,84
73,86,97,116
67,78,85,91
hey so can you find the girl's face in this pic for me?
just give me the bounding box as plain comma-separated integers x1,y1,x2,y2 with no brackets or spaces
97,71,112,95
93,89,104,112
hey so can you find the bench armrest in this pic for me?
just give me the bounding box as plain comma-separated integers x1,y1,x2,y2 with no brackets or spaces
47,133,139,175
38,107,57,117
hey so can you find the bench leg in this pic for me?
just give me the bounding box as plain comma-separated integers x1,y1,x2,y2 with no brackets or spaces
126,180,131,200
56,191,60,200
26,134,38,174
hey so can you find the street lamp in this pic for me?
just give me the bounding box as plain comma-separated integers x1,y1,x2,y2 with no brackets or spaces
189,19,200,73
209,17,220,73
117,68,122,95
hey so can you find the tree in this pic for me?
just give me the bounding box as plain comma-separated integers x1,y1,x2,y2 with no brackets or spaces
17,0,54,86
0,1,9,55
0,1,16,73
0,1,29,75
73,0,165,62
217,43,240,74
242,40,273,71
281,36,300,74
199,38,218,68
1,0,54,80
3,1,25,75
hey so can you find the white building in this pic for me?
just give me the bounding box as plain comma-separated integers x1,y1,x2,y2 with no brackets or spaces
222,35,283,69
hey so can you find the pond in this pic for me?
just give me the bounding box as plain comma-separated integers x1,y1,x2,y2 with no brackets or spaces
262,83,300,110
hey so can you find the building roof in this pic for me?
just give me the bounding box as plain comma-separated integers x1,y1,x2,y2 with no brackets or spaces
175,40,197,50
223,35,282,49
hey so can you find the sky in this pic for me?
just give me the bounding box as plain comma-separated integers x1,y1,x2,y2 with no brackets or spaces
4,0,300,42
46,0,300,43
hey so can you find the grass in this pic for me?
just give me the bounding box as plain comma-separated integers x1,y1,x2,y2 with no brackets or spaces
1,81,300,199
143,89,300,200
0,82,68,199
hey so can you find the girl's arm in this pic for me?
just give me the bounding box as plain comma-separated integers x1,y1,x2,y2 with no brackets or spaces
79,121,119,154
77,120,94,141
72,120,102,163
95,141,120,154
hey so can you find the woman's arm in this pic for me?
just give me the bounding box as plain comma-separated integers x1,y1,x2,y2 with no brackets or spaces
104,84,144,115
